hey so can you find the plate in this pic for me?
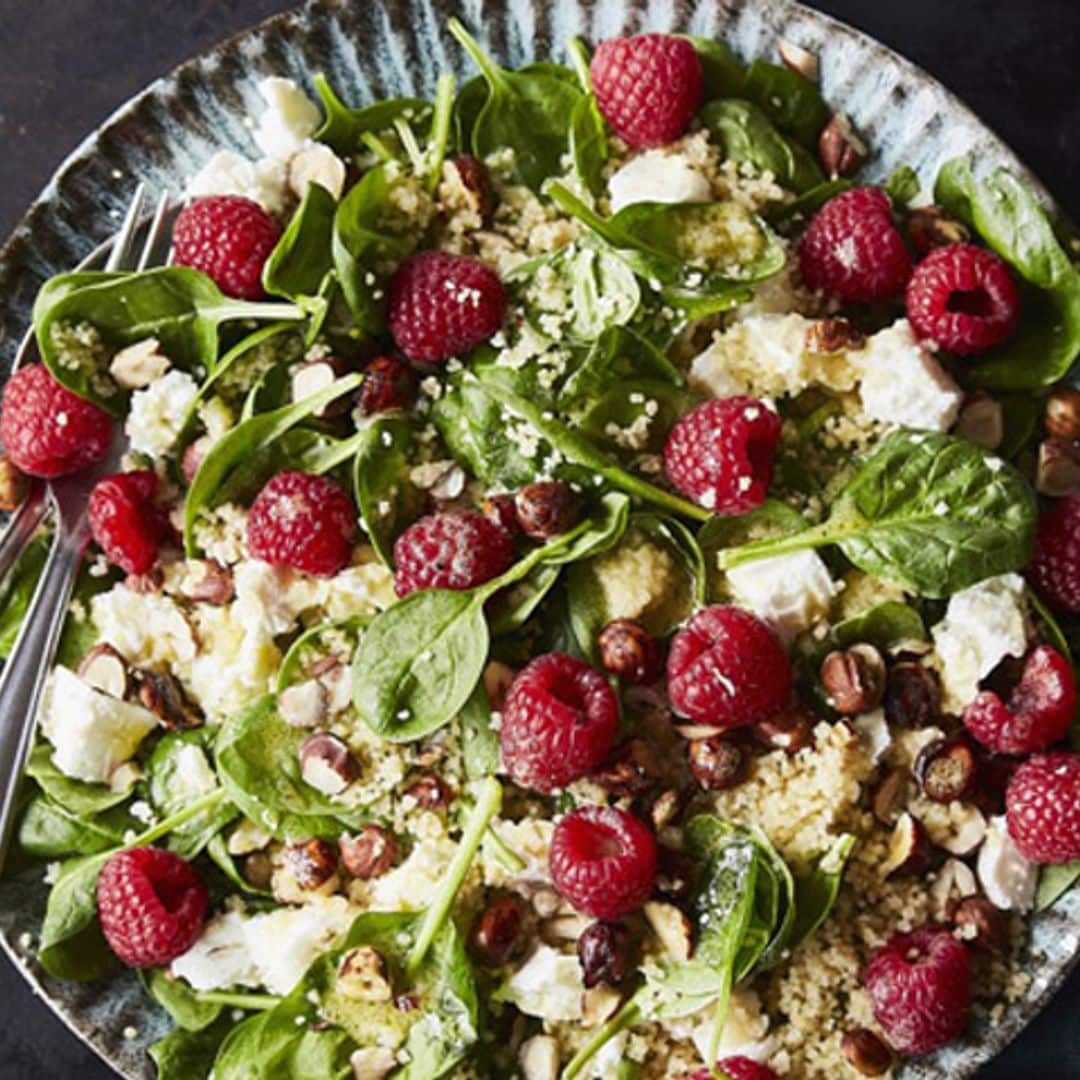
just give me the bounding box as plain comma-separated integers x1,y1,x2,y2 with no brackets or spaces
0,1,1075,1077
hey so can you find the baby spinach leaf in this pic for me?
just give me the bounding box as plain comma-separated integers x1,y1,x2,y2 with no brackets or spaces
17,795,132,859
353,414,421,567
561,324,683,406
0,534,47,659
788,833,855,949
718,430,1037,597
832,601,927,651
313,73,429,155
682,36,745,101
262,181,336,302
1036,861,1080,911
458,682,501,780
767,178,851,224
25,744,133,817
149,1014,236,1080
487,563,563,637
566,38,609,198
741,59,829,148
738,826,796,976
144,966,224,1032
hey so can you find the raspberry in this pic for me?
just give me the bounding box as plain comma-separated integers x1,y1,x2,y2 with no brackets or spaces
905,242,1020,355
1028,496,1080,614
96,847,209,967
667,605,792,728
392,509,514,598
356,356,417,416
0,364,113,478
590,33,704,149
864,928,971,1055
246,470,356,577
388,251,506,364
88,470,169,576
962,646,1076,755
1006,751,1080,863
799,187,912,304
664,397,781,514
680,1060,778,1080
500,652,619,792
172,195,282,300
549,805,657,919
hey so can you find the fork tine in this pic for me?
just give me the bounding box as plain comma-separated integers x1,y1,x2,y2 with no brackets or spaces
137,190,172,271
104,183,146,272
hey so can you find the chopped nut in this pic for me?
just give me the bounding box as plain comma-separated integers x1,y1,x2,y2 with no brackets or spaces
482,493,521,535
752,705,815,753
227,819,272,856
673,722,729,740
278,679,328,729
915,734,978,803
540,913,591,944
337,946,393,1003
470,894,527,966
929,857,978,920
355,356,416,416
938,804,987,856
339,824,398,879
655,847,696,903
125,567,165,595
515,481,578,537
577,921,637,988
819,113,867,179
181,559,234,605
77,644,130,699
109,337,170,390
518,1035,559,1080
881,812,933,878
136,671,200,728
953,392,1004,450
648,788,685,831
687,736,745,789
482,660,516,709
288,142,347,201
349,1045,397,1080
643,901,694,962
596,619,662,685
581,983,623,1028
1045,386,1080,441
804,316,865,354
871,766,908,827
446,155,495,223
1036,437,1080,496
0,455,28,511
319,661,353,714
404,773,454,808
952,894,1008,952
821,644,886,714
883,662,941,727
593,738,659,797
281,838,338,891
292,356,351,418
777,39,819,81
299,732,358,795
907,205,969,255
841,1028,894,1076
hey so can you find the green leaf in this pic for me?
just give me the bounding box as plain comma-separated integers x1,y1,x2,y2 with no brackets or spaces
832,602,927,651
741,59,830,147
561,324,683,406
276,616,369,693
17,795,132,859
682,36,745,101
313,74,429,155
885,165,921,207
144,966,224,1032
262,181,337,301
1036,861,1080,911
458,682,500,780
25,744,133,817
352,414,420,567
788,834,856,949
149,1014,236,1080
0,534,47,659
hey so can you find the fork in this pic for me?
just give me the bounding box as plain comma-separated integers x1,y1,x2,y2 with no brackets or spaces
0,186,173,866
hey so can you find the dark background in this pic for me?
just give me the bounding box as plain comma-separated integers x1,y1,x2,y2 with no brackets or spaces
0,0,1077,1076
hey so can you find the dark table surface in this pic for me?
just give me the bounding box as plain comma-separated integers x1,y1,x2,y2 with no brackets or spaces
0,1,1077,1077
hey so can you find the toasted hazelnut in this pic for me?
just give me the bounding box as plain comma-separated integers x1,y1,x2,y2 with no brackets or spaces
593,738,659,798
404,773,454,808
530,887,562,919
282,838,339,890
292,355,352,418
77,644,130,699
804,316,865,354
339,824,398,879
349,1045,398,1080
655,847,696,903
938,804,987,856
908,205,969,255
819,113,867,180
777,39,819,81
881,812,933,878
109,337,170,390
319,661,353,715
278,679,328,729
470,894,527,966
915,735,978,803
515,481,578,538
953,392,1004,450
841,1028,894,1076
0,455,28,511
181,559,235,605
446,154,495,223
929,857,978,921
581,984,622,1028
288,142,347,201
1045,386,1080,441
883,662,941,728
299,732,358,795
577,921,638,988
241,851,274,890
871,766,908,827
952,895,1008,952
338,946,393,1003
518,1035,559,1080
181,437,209,486
481,493,521,536
482,660,516,710
688,736,745,790
1036,437,1080,496
643,901,694,962
648,788,685,832
136,671,200,729
597,620,663,685
821,645,886,714
356,356,416,416
753,705,815,754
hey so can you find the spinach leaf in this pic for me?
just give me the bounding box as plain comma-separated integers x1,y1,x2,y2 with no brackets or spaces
788,833,855,949
681,36,745,101
767,178,851,224
144,966,224,1032
313,74,429,155
277,616,369,692
352,414,421,567
26,744,133,817
1036,861,1080,911
739,826,796,975
17,795,132,859
262,181,336,303
561,324,683,407
448,20,582,192
149,1014,236,1080
832,601,927,651
0,534,47,659
459,682,500,780
741,59,829,147
718,430,1037,597
885,165,921,207
566,38,608,197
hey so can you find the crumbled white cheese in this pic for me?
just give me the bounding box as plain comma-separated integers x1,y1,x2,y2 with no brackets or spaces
853,707,891,763
502,945,584,1022
169,744,218,800
252,77,321,160
607,150,711,213
726,550,838,644
234,560,325,638
170,910,260,991
977,815,1037,911
367,831,458,912
663,987,776,1065
187,604,280,719
322,563,396,620
187,151,290,214
90,586,198,671
124,370,199,459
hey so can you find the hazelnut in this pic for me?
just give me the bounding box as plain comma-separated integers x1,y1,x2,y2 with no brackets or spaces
930,857,978,921
883,662,941,728
481,493,521,536
871,766,908,827
339,824,398,879
819,113,867,179
581,984,622,1028
804,316,865,354
576,921,637,988
337,946,393,1003
953,392,1004,450
952,895,1008,952
596,620,662,685
881,812,933,878
777,39,819,82
404,773,454,809
1045,386,1080,441
593,738,659,797
752,705,815,754
539,912,591,945
908,205,969,255
841,1028,894,1076
687,736,745,790
136,671,200,729
518,1035,559,1080
655,847,696,903
0,455,28,511
938,803,987,856
821,645,886,714
355,356,416,416
282,838,339,890
647,788,686,832
278,679,328,729
643,901,694,962
515,481,578,537
1036,437,1080,496
470,894,527,966
181,437,209,486
673,723,728,740
446,154,495,222
181,559,235,605
915,735,978,803
299,732,358,795
292,355,352,418
77,644,130,699
109,337,170,390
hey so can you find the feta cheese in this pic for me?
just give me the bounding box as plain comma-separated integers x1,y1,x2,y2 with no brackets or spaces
323,563,396,620
518,1035,560,1080
367,832,458,912
932,573,1028,711
484,819,554,885
187,151,289,214
188,605,280,718
91,586,198,669
349,1047,398,1080
169,744,218,800
252,77,321,160
233,560,324,637
853,707,891,763
288,141,347,201
502,945,584,1021
40,667,158,784
855,320,963,431
663,987,775,1064
726,550,838,643
977,815,1037,911
124,370,199,459
607,150,711,213
171,910,260,991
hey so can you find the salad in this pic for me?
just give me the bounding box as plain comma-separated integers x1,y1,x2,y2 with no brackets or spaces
0,20,1078,1080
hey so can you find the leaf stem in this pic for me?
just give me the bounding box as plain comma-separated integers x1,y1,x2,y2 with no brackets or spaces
562,994,642,1079
447,18,512,94
193,990,282,1012
566,37,591,90
425,72,456,193
393,117,426,177
130,789,227,848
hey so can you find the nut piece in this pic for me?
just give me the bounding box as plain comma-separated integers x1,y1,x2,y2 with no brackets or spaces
288,142,347,201
515,481,578,537
1036,437,1080,496
777,39,819,82
581,983,623,1028
908,205,969,255
577,921,637,988
804,316,865,354
339,824,398,880
299,732,358,795
470,893,527,967
109,337,170,390
278,679,328,729
337,945,393,1003
752,705,815,754
125,567,165,595
687,736,745,790
292,355,352,418
953,391,1004,450
481,493,521,536
883,662,941,728
0,455,28,511
404,773,454,809
881,812,933,878
821,644,886,714
136,671,200,728
938,803,987,856
819,113,867,179
181,559,235,605
952,895,1008,952
518,1035,560,1080
915,735,978,803
77,644,130,699
655,847,696,902
356,356,417,417
597,619,662,685
871,766,908,827
647,788,686,832
593,738,658,798
282,837,339,890
241,851,274,890
643,901,694,962
929,857,978,920
1045,386,1080,441
446,155,495,223
841,1028,894,1077
350,1045,398,1080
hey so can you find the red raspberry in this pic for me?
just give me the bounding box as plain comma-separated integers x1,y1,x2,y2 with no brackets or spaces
247,470,356,577
664,397,780,514
0,364,113,478
590,34,704,149
88,470,169,576
392,509,514,598
864,928,971,1055
356,356,417,416
500,652,619,792
1028,496,1080,614
96,847,209,967
549,805,657,919
963,645,1076,755
388,251,506,364
1006,751,1080,863
667,605,792,728
680,1060,778,1080
905,242,1020,355
172,195,281,300
799,187,912,304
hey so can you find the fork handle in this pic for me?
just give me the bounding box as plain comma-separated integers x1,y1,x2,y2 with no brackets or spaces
0,480,48,585
0,520,89,866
